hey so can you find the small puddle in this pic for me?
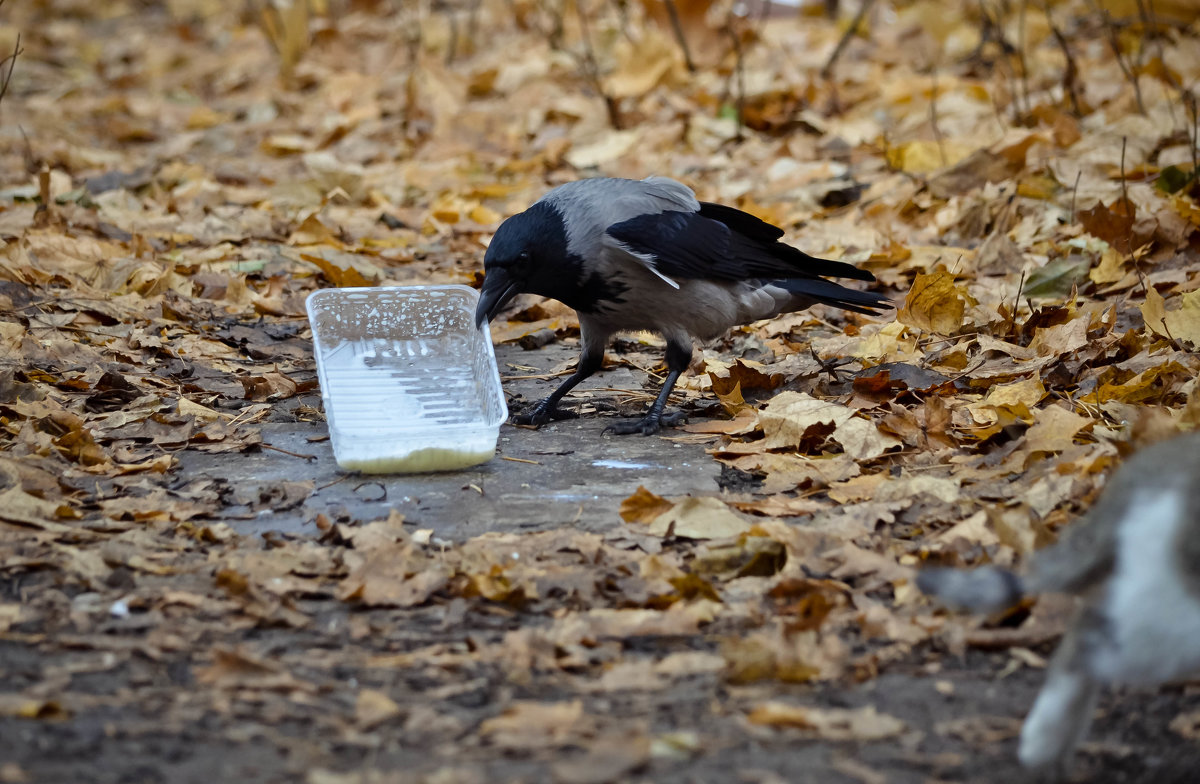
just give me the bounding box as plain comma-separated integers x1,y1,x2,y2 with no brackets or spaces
592,459,653,470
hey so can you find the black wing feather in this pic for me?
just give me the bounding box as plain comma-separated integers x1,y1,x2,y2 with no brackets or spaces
607,207,875,283
697,202,784,242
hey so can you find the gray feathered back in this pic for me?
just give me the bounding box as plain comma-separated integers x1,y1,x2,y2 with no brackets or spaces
540,176,700,259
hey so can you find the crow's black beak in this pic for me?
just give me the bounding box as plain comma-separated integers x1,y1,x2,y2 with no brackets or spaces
475,268,522,329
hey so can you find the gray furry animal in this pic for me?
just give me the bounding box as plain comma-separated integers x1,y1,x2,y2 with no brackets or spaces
474,176,890,435
918,431,1200,778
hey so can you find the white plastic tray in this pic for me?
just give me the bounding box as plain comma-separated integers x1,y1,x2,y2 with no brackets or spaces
306,285,508,473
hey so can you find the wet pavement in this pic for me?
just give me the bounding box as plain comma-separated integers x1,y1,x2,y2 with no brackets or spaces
180,340,722,540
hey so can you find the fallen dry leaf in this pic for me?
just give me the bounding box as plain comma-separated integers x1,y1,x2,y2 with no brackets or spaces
355,689,403,729
747,702,906,741
619,485,674,524
479,700,587,750
4,1,1200,780
898,271,968,335
647,496,751,539
758,392,901,460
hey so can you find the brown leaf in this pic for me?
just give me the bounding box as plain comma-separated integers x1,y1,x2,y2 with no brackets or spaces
0,696,69,721
722,628,845,684
1143,288,1200,347
289,213,346,248
898,271,967,335
1169,711,1200,740
240,372,300,401
194,647,312,692
647,496,751,539
550,733,651,784
619,485,674,524
746,703,906,741
936,715,1022,744
1028,317,1088,357
1021,404,1092,455
1079,198,1137,254
355,689,403,729
479,700,586,750
303,253,374,287
758,392,900,460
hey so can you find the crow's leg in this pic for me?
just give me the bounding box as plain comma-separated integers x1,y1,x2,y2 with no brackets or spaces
512,351,601,426
604,339,691,436
513,327,609,427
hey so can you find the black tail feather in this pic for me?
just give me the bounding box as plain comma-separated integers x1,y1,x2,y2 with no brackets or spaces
699,201,876,283
776,277,892,315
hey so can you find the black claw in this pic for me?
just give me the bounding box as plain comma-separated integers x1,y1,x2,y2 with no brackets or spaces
512,400,577,427
659,410,688,426
603,419,659,436
603,409,686,436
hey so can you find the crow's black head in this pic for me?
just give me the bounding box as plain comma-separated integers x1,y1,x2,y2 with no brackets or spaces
475,201,572,327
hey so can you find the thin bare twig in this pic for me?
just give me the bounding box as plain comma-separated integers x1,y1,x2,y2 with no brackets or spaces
1092,0,1146,114
722,10,746,143
1043,3,1082,115
820,0,876,80
1010,269,1027,332
261,443,318,461
1182,89,1199,190
930,68,947,167
1070,169,1081,223
537,0,566,50
0,32,22,110
444,3,460,64
662,0,696,73
467,0,483,44
575,0,622,129
1120,135,1129,207
1136,0,1175,106
1015,0,1031,120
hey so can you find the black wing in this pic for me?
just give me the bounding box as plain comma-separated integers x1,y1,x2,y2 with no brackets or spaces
606,203,875,283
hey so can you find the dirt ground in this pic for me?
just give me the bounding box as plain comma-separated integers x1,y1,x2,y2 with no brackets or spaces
3,340,1199,784
3,1,1200,782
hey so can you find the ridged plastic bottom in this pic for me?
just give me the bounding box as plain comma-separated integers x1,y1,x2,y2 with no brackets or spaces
307,286,507,474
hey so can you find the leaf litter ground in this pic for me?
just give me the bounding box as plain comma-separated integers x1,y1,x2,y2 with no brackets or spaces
2,1,1200,782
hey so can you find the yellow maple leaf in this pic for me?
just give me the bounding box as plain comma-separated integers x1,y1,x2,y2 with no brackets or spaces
1088,247,1127,286
898,270,966,335
1143,288,1200,347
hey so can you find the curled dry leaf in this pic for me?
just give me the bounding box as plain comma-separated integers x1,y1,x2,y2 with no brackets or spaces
898,271,968,335
1169,711,1200,741
647,496,751,539
355,689,403,729
619,485,674,524
746,702,906,741
1143,288,1200,347
758,392,901,460
478,700,587,750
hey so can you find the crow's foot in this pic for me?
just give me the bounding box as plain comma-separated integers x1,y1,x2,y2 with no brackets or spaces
512,399,578,427
602,409,687,436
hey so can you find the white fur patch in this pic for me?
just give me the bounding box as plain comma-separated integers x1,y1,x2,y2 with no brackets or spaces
1090,488,1200,685
1019,670,1096,770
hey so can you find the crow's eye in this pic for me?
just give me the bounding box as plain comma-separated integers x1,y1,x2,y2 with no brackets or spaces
518,250,530,262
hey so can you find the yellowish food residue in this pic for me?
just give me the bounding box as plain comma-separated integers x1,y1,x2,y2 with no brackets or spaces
339,447,495,474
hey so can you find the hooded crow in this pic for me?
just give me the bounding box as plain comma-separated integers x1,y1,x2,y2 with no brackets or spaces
475,176,890,435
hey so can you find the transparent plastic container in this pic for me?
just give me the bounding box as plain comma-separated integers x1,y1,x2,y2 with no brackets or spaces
306,285,508,473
